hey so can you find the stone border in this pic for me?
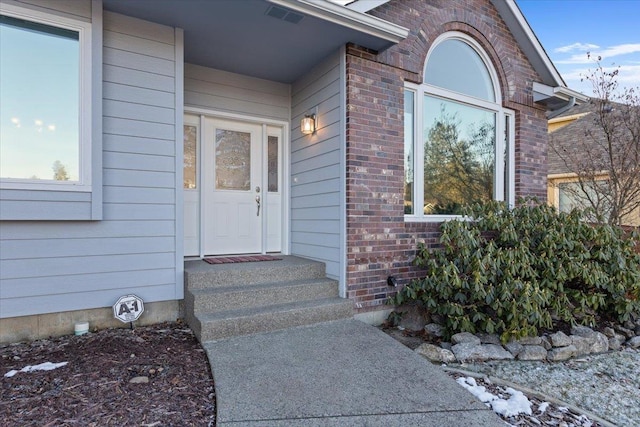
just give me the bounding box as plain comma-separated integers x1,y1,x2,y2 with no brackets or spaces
415,323,640,364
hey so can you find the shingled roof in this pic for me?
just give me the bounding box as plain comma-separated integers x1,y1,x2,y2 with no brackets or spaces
548,99,638,175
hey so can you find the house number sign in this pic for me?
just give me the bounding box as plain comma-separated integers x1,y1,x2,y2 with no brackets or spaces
113,294,145,323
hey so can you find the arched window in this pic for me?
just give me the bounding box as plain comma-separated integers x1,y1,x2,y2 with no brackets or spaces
404,32,514,219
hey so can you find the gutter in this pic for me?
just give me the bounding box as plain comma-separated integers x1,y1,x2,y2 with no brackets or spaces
268,0,409,43
533,82,589,118
547,97,576,119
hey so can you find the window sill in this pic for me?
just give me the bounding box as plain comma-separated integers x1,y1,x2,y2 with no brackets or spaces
1,181,92,192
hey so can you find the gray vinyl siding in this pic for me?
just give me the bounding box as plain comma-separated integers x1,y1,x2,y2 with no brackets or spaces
0,10,182,318
184,64,290,121
290,51,344,281
13,0,92,19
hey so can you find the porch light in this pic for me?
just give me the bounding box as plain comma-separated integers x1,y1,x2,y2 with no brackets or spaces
301,114,316,135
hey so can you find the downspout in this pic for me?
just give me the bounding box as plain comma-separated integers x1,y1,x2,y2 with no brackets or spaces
547,96,576,119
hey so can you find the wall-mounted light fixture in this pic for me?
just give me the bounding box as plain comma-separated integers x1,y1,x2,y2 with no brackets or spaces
387,275,398,287
301,113,316,135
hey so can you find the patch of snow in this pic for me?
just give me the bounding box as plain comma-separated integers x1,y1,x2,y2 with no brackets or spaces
537,401,550,413
4,361,68,377
491,387,532,418
456,376,532,418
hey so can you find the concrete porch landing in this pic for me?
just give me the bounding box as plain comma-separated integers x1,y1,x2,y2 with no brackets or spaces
204,319,504,426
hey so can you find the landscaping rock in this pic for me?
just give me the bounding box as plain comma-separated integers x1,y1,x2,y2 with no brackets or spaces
628,336,640,349
439,342,452,351
614,325,635,339
570,325,596,337
602,327,616,338
415,343,456,364
635,325,640,336
549,331,572,347
396,304,430,332
623,320,635,330
424,323,444,338
540,336,552,350
517,345,547,361
571,335,591,356
451,342,514,362
589,332,609,353
129,376,149,384
505,341,524,357
547,345,577,361
518,336,542,346
571,326,608,353
608,335,625,351
476,333,501,345
451,332,480,345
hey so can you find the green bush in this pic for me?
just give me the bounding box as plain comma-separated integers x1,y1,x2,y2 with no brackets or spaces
390,200,640,343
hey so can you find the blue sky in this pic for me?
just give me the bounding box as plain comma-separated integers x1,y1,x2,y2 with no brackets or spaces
517,0,640,96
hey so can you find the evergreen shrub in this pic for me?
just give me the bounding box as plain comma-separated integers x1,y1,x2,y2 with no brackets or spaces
389,200,640,342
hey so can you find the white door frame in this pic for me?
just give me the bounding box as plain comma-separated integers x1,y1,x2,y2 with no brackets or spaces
184,106,290,258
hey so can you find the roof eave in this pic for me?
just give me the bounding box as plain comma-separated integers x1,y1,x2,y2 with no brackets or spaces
268,0,409,45
490,0,566,88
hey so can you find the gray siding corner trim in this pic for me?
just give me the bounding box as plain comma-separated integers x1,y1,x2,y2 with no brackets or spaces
174,27,185,299
339,45,347,298
291,50,344,286
91,0,104,220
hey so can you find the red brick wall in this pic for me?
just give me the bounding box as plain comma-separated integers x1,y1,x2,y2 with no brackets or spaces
345,0,549,312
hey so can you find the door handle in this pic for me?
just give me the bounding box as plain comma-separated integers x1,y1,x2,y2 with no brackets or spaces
256,195,261,216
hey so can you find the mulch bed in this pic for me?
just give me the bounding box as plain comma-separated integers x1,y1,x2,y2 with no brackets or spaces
0,321,215,426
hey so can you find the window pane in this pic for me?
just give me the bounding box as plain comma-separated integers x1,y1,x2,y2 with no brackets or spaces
0,15,80,181
558,182,582,212
423,96,495,214
267,135,278,192
215,129,251,191
184,125,197,189
425,39,495,102
404,90,415,214
558,180,611,221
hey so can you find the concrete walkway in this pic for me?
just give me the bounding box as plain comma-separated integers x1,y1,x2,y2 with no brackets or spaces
203,319,504,426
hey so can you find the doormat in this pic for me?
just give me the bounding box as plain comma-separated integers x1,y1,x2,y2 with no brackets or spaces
203,255,283,264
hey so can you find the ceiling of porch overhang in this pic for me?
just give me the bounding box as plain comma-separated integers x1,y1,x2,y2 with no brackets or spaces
102,0,398,83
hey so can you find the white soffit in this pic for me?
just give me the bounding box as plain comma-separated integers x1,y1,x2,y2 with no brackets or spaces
346,0,390,13
268,0,408,43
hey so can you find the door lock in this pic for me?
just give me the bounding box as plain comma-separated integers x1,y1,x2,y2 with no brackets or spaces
256,195,261,216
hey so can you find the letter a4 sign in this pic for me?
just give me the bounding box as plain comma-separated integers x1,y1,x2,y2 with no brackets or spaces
113,294,145,323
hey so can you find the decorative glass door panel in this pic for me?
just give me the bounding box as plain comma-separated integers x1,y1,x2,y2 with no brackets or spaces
183,115,200,256
215,129,251,191
266,128,282,252
204,119,262,255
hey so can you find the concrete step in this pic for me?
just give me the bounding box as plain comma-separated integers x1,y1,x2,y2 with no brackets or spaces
186,278,340,314
192,298,354,342
185,257,327,290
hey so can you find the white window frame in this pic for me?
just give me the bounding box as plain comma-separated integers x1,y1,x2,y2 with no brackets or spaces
405,32,514,222
0,2,92,192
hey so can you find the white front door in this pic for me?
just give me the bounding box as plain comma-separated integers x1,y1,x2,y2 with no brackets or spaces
203,118,262,255
183,115,284,256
